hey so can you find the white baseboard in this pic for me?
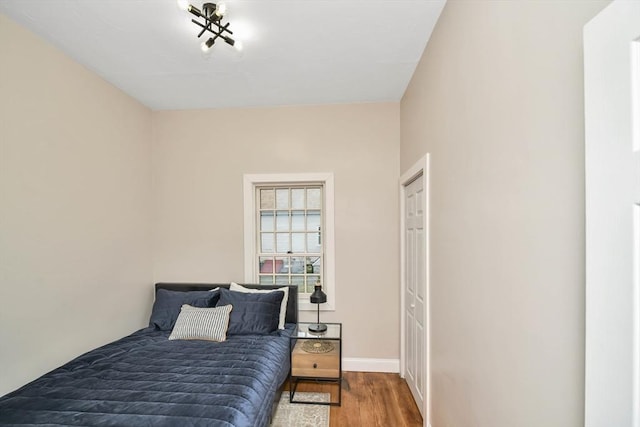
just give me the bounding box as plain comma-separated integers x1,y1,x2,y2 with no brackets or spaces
342,357,399,373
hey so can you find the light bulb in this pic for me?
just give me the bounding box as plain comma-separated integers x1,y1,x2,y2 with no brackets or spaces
234,40,243,52
177,0,189,11
215,2,226,17
201,38,214,52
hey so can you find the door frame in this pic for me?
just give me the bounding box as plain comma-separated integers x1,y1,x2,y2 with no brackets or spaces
399,154,430,426
584,1,640,426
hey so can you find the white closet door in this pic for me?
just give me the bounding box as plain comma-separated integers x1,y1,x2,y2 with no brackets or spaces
405,173,426,416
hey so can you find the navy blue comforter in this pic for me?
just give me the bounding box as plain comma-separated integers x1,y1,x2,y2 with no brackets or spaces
0,326,293,427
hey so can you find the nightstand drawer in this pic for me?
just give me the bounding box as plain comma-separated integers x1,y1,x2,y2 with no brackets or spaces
291,340,340,378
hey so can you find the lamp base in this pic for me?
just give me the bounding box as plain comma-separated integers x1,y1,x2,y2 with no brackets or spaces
308,323,327,333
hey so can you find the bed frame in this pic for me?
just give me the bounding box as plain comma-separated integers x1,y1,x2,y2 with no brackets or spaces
155,282,299,324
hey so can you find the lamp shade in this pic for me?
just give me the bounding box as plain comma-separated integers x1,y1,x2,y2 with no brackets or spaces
310,285,326,304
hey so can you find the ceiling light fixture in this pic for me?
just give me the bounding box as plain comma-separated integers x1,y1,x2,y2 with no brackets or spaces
180,1,239,52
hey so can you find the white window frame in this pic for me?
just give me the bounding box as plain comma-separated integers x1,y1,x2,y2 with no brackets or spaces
243,173,335,311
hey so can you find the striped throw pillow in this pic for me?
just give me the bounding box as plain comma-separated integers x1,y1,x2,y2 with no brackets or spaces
168,304,233,342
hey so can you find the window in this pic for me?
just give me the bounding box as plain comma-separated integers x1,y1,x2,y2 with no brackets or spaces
243,173,335,311
256,186,323,290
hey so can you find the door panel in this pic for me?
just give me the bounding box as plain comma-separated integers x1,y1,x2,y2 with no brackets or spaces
406,225,416,384
404,174,425,413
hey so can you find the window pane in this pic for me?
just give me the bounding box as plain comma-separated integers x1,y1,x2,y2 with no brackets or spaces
307,210,321,231
275,275,290,285
261,233,274,253
307,275,320,288
291,211,305,231
307,188,321,209
260,189,274,209
259,275,274,285
290,257,305,274
291,276,305,293
276,233,290,253
276,211,290,231
276,257,289,273
297,282,306,295
291,188,305,209
291,233,305,253
307,233,321,253
259,256,274,273
276,188,289,209
260,212,274,231
306,256,321,274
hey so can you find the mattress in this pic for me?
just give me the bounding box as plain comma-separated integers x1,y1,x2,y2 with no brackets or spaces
0,326,294,427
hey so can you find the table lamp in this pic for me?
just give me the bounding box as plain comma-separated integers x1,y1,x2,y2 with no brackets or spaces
308,284,327,333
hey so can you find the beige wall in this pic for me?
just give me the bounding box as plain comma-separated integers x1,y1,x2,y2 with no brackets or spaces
400,1,609,426
0,14,153,395
152,104,400,360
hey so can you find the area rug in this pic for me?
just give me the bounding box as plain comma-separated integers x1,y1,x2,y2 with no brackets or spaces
272,392,330,427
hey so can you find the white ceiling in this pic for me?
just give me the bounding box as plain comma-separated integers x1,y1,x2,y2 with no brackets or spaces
0,0,445,110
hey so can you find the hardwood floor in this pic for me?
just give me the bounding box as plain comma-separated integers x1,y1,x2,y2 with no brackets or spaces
288,371,423,427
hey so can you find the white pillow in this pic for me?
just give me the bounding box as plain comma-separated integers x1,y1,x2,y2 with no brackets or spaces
168,304,232,342
230,282,289,330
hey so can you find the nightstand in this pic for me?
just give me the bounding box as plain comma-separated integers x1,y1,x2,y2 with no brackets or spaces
289,322,342,406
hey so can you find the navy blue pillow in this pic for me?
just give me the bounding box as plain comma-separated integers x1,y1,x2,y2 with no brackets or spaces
217,288,284,335
149,289,220,331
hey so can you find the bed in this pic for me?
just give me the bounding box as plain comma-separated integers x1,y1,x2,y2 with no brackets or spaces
0,282,298,427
